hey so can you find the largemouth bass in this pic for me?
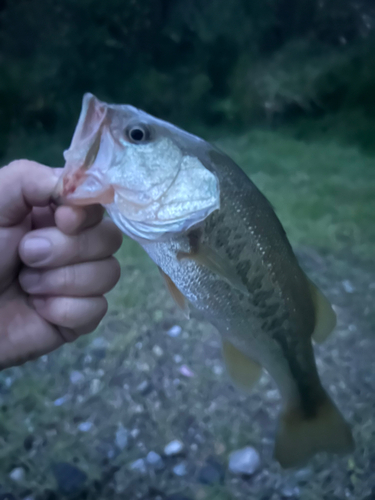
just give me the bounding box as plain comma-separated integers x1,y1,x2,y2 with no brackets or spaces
55,93,354,468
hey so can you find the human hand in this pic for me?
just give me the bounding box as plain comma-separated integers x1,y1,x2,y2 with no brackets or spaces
0,160,122,370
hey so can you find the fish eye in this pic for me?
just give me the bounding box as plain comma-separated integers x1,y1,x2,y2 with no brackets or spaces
126,124,150,144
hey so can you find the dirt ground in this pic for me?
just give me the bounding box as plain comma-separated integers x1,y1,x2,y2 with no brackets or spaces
0,239,374,500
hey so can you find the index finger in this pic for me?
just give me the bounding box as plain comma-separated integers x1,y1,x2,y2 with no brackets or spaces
0,160,60,227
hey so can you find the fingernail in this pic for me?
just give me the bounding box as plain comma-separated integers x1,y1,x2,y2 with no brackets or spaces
20,271,41,292
22,238,52,264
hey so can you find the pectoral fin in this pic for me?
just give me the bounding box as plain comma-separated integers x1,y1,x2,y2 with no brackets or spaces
308,279,337,343
158,267,190,319
177,246,249,296
222,340,262,393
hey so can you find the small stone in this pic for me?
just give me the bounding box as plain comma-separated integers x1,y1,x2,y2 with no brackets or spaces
167,325,182,337
53,394,70,406
129,458,147,474
137,362,150,372
5,377,13,388
52,462,87,495
281,486,300,498
294,467,312,483
9,467,25,482
91,336,108,348
146,451,165,471
115,425,129,450
78,421,93,432
198,460,225,485
133,404,144,414
228,447,260,475
174,355,183,363
130,428,140,439
265,389,280,402
342,280,354,293
137,380,150,394
173,462,188,476
84,354,93,364
164,440,184,456
90,378,102,395
153,345,164,357
70,371,84,384
212,364,224,376
179,365,194,377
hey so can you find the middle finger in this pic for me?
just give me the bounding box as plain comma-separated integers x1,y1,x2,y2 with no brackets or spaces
19,257,121,296
19,218,123,268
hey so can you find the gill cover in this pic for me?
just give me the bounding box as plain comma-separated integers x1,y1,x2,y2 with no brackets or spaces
57,93,220,241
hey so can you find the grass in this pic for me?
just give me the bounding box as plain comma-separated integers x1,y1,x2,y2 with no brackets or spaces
215,128,375,261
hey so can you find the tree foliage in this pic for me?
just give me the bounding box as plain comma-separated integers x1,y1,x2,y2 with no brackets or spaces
0,0,374,156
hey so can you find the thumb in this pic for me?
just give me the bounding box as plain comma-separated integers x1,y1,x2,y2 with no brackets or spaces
0,160,60,227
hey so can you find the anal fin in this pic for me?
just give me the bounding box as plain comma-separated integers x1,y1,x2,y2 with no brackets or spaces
222,340,262,393
158,267,190,319
308,278,337,343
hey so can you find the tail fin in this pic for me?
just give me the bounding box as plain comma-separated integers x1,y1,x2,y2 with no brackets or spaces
274,393,354,468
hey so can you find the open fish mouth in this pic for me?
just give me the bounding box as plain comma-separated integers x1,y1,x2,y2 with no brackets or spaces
53,93,115,206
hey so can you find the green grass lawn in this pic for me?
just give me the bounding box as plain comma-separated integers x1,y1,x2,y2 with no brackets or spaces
215,128,375,262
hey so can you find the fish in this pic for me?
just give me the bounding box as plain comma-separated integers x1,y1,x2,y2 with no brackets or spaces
55,93,354,468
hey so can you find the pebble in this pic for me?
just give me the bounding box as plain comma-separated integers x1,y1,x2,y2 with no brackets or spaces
198,460,225,485
212,364,224,376
115,425,129,450
153,345,164,357
146,451,165,471
52,462,87,495
281,486,300,498
167,325,182,337
174,355,183,364
137,380,150,394
129,458,147,474
131,428,140,439
342,280,355,293
265,389,280,402
53,394,70,406
228,446,260,475
90,378,102,395
179,365,194,377
5,377,13,388
294,467,312,483
70,371,84,384
78,421,93,432
164,440,184,456
9,467,25,482
173,462,188,476
91,336,108,348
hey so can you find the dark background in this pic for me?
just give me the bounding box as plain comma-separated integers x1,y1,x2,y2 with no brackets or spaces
1,0,375,159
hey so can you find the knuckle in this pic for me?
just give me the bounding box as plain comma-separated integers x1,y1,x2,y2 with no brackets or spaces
77,230,91,260
54,297,72,326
